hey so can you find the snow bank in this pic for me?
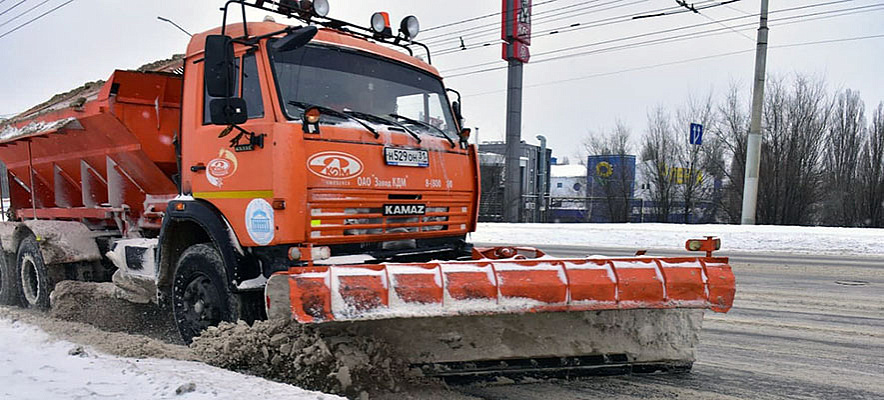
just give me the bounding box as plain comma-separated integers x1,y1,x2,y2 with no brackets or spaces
471,223,884,256
0,316,341,400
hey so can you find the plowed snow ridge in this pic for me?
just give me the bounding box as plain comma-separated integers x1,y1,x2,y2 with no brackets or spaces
0,313,341,400
471,223,884,255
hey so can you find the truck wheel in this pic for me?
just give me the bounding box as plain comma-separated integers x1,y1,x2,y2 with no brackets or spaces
0,250,21,305
172,243,238,344
17,236,50,309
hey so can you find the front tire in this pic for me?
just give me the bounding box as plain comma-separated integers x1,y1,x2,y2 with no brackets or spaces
172,243,238,344
16,236,50,309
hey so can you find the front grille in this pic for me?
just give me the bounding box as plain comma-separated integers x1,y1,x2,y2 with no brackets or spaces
308,190,471,243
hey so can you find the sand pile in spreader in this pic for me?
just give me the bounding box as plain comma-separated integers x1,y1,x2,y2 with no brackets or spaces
190,319,414,398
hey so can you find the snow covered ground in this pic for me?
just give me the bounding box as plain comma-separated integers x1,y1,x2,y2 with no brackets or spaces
0,316,341,400
471,223,884,256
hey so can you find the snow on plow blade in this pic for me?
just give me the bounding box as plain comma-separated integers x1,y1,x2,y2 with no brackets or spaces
264,244,735,378
265,253,734,323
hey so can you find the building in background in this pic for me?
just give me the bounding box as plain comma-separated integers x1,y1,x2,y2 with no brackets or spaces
546,156,724,224
548,164,587,222
478,141,552,222
633,160,723,223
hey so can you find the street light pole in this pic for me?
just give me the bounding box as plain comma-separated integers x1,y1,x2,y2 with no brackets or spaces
740,0,769,225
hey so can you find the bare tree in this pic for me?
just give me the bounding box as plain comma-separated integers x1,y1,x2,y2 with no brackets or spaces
583,121,633,222
640,107,677,222
712,83,751,223
859,103,884,227
674,93,720,223
757,75,832,225
821,89,866,226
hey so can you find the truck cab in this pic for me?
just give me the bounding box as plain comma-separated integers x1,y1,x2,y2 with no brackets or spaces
179,21,478,265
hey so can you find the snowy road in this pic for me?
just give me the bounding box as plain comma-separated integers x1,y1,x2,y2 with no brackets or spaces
441,245,884,400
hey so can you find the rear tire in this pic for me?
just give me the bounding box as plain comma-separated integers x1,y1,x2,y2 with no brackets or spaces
16,236,50,309
172,243,239,344
0,249,21,306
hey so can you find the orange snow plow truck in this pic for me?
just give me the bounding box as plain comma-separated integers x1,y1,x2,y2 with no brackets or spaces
0,1,733,379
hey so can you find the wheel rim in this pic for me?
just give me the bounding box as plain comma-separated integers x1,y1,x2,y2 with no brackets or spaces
20,255,40,305
180,273,223,333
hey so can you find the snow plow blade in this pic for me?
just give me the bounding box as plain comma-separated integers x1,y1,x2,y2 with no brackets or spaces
265,242,735,378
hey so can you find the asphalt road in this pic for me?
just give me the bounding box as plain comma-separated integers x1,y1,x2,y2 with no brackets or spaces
446,244,884,400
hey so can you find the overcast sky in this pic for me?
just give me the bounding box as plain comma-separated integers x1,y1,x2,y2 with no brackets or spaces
0,0,881,161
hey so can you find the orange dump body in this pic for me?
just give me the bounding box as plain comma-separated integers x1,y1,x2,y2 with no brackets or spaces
0,71,181,231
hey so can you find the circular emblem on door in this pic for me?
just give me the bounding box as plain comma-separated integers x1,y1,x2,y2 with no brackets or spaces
307,151,364,180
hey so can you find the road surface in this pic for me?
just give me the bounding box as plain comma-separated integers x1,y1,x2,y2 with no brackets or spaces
441,244,884,399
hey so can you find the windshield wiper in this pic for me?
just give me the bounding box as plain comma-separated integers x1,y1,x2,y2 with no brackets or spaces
388,113,456,148
288,101,379,139
343,110,421,144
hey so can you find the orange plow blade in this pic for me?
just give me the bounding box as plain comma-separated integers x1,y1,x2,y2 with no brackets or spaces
264,245,735,379
265,255,735,323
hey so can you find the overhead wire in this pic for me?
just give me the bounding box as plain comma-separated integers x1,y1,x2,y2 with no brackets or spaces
0,0,75,40
446,3,884,77
0,0,52,30
461,33,884,98
422,0,611,43
422,0,560,33
431,0,719,55
424,0,662,46
0,0,28,18
439,0,864,73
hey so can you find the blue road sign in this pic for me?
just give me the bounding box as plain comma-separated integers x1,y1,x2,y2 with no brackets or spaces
690,123,704,145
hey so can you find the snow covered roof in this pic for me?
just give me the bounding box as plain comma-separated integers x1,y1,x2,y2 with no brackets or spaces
551,164,587,178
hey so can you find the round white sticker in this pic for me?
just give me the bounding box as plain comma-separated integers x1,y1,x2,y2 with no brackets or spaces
245,198,274,245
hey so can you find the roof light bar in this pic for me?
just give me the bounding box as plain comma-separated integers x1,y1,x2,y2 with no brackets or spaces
370,12,392,37
399,15,419,40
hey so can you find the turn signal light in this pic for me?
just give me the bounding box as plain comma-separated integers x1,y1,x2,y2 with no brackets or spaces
304,107,321,124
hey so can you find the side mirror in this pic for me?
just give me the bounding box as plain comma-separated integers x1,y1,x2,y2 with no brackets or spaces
205,35,236,98
272,26,318,52
452,101,464,127
210,98,248,125
447,88,465,128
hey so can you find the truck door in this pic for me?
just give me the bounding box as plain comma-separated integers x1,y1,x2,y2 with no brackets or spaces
185,50,277,246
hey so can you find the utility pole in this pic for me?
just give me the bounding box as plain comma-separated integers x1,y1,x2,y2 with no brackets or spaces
740,0,769,225
535,134,547,223
502,0,532,223
504,61,524,222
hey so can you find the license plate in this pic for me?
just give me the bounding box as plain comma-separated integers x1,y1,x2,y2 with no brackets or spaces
384,147,429,167
384,204,426,216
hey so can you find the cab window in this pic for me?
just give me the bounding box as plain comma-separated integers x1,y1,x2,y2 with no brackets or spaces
203,54,266,124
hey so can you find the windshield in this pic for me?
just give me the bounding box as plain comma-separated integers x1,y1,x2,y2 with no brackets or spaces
268,42,457,139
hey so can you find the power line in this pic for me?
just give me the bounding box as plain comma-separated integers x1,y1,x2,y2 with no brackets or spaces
696,9,754,42
633,0,742,20
442,2,883,77
0,0,28,18
0,0,52,30
422,0,595,44
439,0,861,68
461,33,884,98
0,0,75,40
422,0,559,34
432,0,718,54
424,0,660,46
